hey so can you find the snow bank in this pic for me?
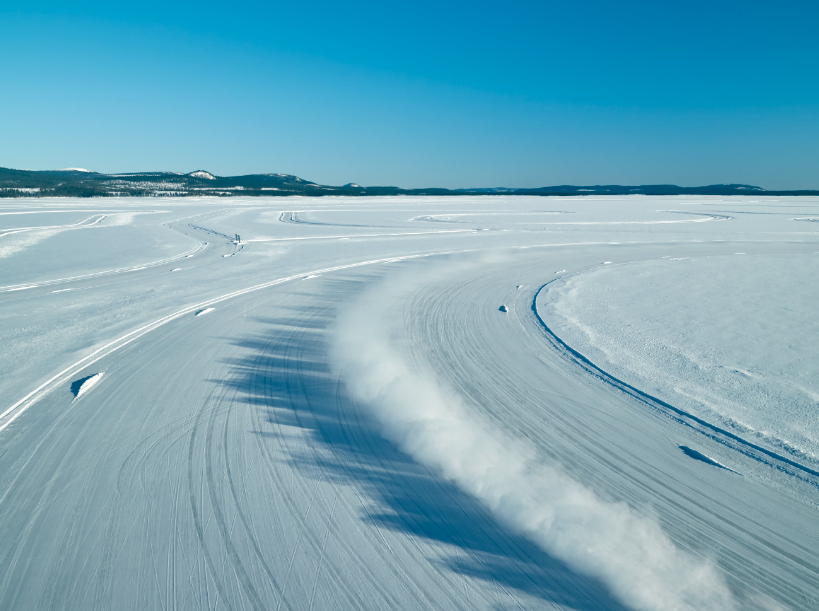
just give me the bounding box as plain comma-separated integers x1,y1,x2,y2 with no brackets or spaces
331,273,736,611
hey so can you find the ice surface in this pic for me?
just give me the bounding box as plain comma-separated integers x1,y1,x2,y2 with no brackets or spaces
542,254,819,463
0,194,818,611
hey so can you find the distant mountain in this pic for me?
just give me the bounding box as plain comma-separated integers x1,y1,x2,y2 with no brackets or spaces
188,170,216,180
0,167,815,198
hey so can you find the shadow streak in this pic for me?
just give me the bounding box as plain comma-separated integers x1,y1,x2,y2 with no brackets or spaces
218,281,628,610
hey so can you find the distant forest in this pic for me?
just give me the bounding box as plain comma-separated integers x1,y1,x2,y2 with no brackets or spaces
2,167,817,198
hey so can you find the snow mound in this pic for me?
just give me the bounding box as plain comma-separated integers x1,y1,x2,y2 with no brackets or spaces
195,308,214,316
71,372,104,398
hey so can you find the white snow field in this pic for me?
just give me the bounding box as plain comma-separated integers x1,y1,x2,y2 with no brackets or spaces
0,195,818,611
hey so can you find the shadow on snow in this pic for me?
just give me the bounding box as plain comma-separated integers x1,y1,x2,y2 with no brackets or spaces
217,279,627,611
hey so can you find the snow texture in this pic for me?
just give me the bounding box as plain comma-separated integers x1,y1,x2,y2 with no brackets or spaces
0,194,817,611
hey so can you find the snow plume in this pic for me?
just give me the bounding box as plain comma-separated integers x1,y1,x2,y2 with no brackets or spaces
330,268,736,611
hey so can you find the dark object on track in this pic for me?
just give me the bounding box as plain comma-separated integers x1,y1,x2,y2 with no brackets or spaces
499,305,508,313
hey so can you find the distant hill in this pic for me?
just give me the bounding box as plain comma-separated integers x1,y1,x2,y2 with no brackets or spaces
1,167,816,198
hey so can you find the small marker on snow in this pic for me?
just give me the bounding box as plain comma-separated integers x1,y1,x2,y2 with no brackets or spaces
499,305,508,313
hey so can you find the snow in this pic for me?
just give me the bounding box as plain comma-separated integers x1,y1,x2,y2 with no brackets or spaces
188,170,216,179
59,167,94,172
72,372,103,397
541,253,819,463
0,194,817,611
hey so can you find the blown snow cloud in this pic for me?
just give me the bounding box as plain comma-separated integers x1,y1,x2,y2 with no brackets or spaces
330,268,737,611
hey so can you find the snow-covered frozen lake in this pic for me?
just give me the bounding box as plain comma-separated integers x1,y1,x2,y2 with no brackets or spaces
1,195,817,610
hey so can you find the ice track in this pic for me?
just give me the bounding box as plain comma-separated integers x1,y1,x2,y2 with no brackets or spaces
0,195,818,611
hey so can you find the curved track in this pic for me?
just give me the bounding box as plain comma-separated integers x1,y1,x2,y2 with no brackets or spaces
1,195,818,610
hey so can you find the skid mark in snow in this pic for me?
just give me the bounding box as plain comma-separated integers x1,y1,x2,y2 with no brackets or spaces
70,372,103,398
532,282,819,486
414,212,730,226
0,214,105,239
0,251,443,435
0,211,161,244
0,239,205,292
249,229,472,244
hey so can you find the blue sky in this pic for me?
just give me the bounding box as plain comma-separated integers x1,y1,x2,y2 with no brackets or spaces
2,1,817,188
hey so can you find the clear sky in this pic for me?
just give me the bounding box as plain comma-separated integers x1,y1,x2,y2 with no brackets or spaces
2,1,817,189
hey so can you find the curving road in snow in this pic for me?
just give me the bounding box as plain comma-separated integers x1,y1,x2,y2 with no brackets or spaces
1,195,818,610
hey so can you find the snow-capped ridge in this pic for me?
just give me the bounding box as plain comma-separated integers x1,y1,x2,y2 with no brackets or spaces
188,170,216,180
59,168,94,173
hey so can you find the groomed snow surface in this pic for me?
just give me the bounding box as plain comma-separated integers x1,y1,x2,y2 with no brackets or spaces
0,195,818,611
